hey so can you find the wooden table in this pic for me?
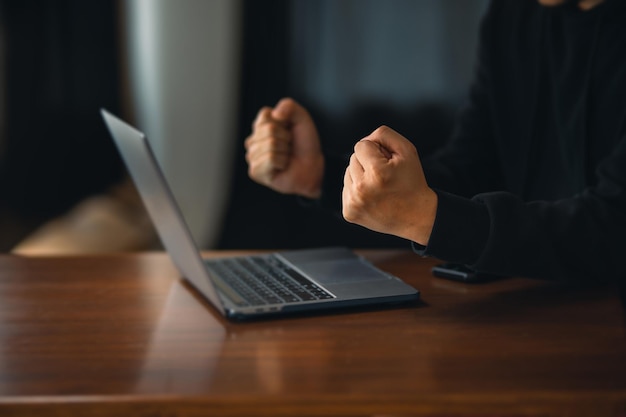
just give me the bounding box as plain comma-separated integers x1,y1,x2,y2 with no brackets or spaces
0,250,624,417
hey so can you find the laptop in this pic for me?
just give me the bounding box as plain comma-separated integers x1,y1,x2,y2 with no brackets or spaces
101,109,419,319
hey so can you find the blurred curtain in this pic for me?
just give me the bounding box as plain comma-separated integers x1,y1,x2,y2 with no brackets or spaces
217,0,298,249
0,0,124,250
124,0,241,248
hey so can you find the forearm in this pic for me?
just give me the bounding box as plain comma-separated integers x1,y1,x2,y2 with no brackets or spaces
416,188,626,284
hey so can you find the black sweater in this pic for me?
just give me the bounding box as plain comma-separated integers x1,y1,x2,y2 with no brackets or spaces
322,0,626,283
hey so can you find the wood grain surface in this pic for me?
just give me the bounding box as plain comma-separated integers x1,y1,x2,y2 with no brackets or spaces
0,250,624,417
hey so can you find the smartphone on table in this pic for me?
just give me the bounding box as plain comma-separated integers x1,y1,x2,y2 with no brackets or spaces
431,263,502,283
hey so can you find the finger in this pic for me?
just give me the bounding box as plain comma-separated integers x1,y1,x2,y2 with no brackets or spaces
248,158,275,186
355,139,390,159
272,97,310,126
342,168,353,210
366,125,416,157
375,141,393,159
342,169,359,224
246,136,291,161
245,122,291,151
250,122,291,145
246,144,291,170
252,107,274,130
251,150,290,173
348,152,364,173
248,151,290,186
353,139,389,172
343,160,354,187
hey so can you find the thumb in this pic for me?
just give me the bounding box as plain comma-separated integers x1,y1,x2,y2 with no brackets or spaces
365,126,415,157
356,139,392,161
272,97,310,125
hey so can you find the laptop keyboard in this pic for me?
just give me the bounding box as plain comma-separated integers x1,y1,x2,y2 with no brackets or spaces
205,255,334,307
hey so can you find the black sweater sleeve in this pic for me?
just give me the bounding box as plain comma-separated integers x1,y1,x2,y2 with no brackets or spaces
422,137,626,284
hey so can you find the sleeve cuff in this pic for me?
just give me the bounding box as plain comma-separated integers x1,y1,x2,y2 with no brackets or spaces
413,189,491,266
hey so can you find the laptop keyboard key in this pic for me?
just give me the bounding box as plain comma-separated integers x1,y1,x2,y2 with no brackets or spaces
205,255,334,306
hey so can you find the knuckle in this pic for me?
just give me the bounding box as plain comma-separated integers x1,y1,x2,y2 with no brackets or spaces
346,187,364,209
244,134,256,149
371,169,389,187
248,164,260,181
354,179,369,196
265,123,283,138
373,125,391,136
342,205,356,223
267,135,282,149
342,200,363,224
253,107,272,127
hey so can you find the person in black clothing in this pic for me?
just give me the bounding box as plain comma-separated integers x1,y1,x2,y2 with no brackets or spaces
244,0,626,283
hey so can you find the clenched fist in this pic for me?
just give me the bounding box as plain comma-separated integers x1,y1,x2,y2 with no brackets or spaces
342,126,437,246
244,98,324,199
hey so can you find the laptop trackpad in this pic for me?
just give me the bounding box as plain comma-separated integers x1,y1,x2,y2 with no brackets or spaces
298,259,391,285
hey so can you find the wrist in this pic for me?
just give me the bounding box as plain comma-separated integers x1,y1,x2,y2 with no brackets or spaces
299,156,324,200
403,188,438,246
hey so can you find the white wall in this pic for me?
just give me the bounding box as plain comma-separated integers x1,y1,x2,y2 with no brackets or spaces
124,0,241,248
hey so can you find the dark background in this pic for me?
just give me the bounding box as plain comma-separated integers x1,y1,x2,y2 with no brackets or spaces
0,0,486,251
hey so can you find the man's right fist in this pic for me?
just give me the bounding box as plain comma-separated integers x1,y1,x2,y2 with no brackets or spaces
244,98,324,199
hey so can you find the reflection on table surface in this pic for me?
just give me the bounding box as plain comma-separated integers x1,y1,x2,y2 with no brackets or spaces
0,250,624,417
